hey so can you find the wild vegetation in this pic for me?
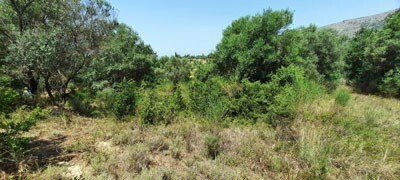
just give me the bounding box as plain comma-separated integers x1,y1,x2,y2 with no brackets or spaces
0,0,399,179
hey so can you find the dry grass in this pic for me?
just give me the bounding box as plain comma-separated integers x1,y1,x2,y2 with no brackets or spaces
2,89,399,179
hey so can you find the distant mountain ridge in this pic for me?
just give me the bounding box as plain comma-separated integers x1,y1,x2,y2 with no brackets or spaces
322,9,398,37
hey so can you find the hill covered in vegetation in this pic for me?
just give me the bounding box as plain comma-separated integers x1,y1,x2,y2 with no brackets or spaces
0,0,399,179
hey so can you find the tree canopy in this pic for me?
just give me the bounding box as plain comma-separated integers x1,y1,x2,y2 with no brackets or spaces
347,10,400,96
1,0,117,103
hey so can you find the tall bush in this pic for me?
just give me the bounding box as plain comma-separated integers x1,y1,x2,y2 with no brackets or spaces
346,10,400,96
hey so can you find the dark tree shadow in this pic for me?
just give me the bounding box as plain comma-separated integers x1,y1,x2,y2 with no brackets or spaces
1,135,76,174
26,135,75,168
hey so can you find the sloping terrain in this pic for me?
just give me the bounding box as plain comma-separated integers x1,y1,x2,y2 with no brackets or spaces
322,9,398,37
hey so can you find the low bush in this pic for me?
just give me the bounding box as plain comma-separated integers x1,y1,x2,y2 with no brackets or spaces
229,80,269,123
335,88,351,107
204,134,221,159
0,76,19,114
229,65,321,126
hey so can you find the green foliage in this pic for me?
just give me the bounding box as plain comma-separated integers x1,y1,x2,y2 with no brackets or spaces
298,26,347,88
0,75,19,113
214,9,346,90
334,88,351,107
214,9,295,82
68,89,96,117
265,65,322,126
0,107,46,161
90,23,156,85
346,28,382,92
94,87,115,116
107,80,138,120
183,77,232,120
182,65,322,126
379,68,400,97
155,56,193,83
192,61,217,81
230,80,269,123
204,134,221,159
138,82,184,124
1,0,116,103
346,10,400,96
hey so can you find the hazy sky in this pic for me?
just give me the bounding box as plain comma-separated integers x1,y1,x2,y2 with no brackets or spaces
109,0,399,56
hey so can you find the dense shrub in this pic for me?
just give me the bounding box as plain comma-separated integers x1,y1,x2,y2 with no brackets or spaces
264,65,322,126
192,61,217,82
182,65,322,126
222,65,321,126
379,68,400,97
94,87,114,116
229,80,269,123
138,82,184,124
97,80,138,120
213,8,346,94
182,77,233,120
298,26,347,88
68,89,96,116
346,10,400,96
0,76,19,114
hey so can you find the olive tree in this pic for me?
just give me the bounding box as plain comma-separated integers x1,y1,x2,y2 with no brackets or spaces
87,23,156,86
2,0,116,103
214,9,297,82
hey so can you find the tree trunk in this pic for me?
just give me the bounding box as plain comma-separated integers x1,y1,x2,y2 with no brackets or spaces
44,77,55,104
27,70,38,94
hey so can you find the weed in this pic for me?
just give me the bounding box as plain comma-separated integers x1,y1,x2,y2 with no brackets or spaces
335,88,351,107
204,134,221,160
170,138,184,159
112,129,142,146
136,168,174,180
147,136,169,152
28,165,67,179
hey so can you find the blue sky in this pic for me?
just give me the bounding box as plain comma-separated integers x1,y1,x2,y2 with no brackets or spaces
109,0,399,56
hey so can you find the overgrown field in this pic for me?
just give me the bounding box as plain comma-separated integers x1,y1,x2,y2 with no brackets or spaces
1,88,399,179
1,1,400,179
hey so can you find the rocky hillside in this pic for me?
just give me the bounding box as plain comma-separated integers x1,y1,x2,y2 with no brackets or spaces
322,9,398,37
